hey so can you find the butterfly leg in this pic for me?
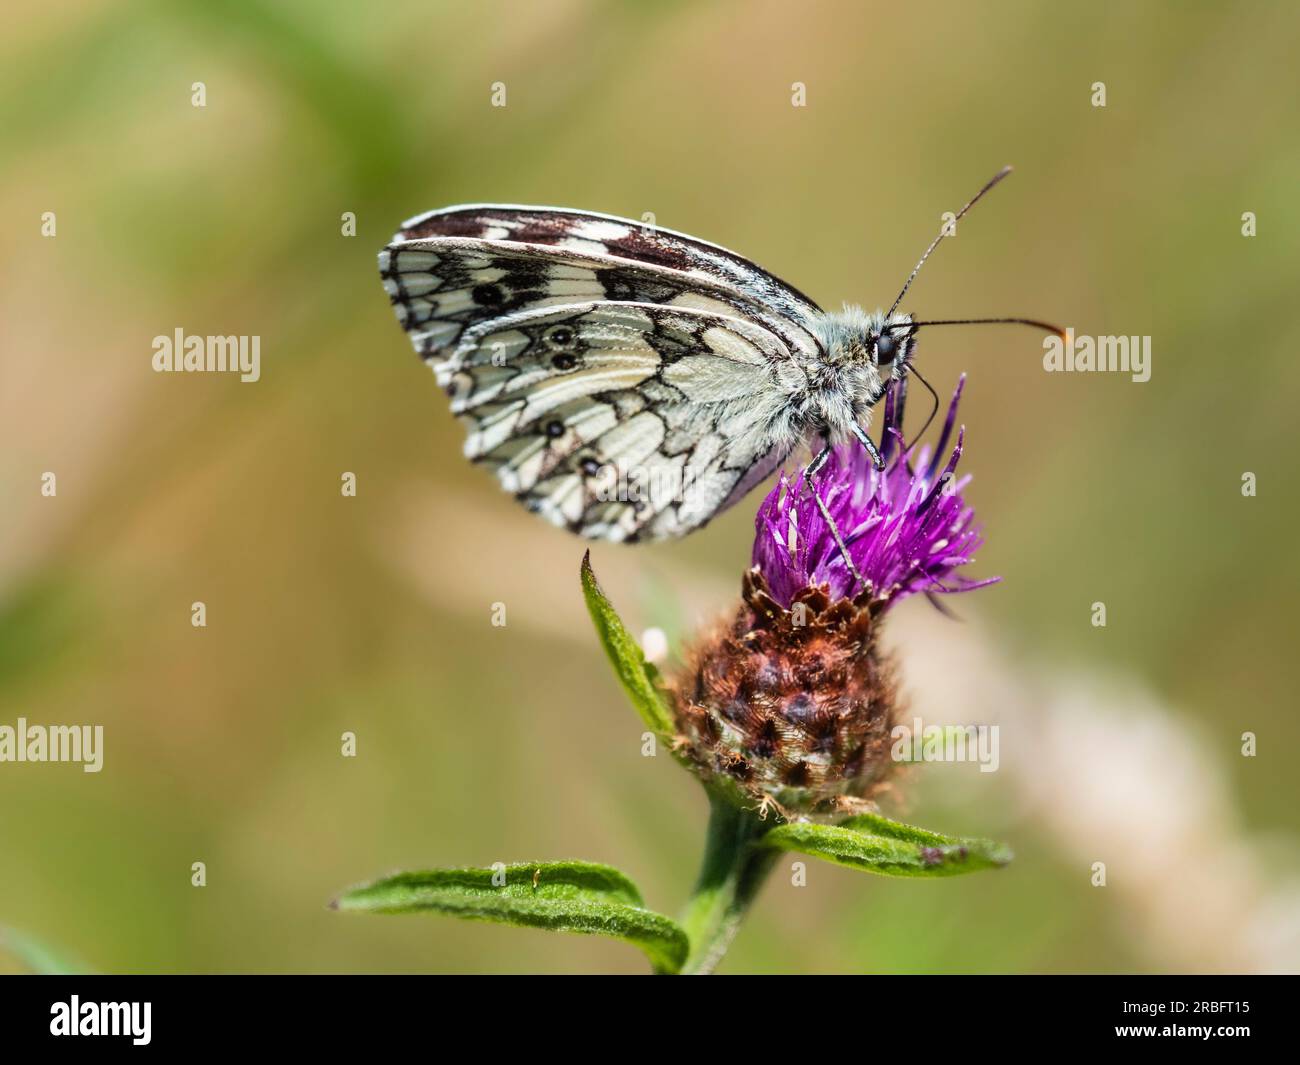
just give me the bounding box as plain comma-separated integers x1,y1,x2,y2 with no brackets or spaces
851,424,885,470
803,445,866,592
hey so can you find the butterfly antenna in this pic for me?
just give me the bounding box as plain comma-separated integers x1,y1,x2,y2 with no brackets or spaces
902,316,1066,337
884,166,1015,322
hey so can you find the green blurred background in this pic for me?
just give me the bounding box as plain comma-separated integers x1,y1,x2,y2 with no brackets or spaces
3,0,1298,974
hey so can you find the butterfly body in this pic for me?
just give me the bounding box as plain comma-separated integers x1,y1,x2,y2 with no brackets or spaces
380,206,915,542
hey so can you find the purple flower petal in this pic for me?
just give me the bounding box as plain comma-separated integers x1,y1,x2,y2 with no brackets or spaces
751,374,997,609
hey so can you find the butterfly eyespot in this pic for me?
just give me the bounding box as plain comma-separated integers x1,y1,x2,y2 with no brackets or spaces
471,283,504,306
579,457,602,477
544,419,565,439
550,352,577,371
544,325,576,349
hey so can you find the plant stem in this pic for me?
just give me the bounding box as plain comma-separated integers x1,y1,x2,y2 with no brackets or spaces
677,793,778,975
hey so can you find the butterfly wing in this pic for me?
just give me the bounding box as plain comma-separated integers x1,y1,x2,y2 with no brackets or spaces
379,235,821,368
392,203,824,341
442,299,802,541
379,207,822,540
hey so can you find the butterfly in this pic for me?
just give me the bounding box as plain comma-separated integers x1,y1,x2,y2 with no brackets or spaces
379,167,1060,574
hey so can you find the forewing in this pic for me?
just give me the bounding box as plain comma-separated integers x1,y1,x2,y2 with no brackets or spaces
446,301,800,541
379,235,821,366
394,205,822,321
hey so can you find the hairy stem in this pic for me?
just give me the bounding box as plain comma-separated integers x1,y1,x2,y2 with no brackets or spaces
677,794,778,975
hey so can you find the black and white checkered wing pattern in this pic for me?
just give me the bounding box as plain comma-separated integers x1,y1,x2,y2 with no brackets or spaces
389,204,824,354
379,207,821,540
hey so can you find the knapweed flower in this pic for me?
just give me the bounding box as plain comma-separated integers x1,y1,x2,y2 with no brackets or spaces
337,374,1015,976
670,375,995,814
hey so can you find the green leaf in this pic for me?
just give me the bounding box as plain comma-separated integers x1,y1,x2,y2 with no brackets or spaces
758,812,1012,878
1,925,88,975
580,551,675,736
334,860,689,973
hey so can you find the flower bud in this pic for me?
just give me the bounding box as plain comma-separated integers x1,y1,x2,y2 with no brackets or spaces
671,570,901,814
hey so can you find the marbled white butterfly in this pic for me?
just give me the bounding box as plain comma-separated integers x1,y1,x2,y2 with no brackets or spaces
379,167,1060,563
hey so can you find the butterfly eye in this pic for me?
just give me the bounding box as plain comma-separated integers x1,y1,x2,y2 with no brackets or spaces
874,332,898,366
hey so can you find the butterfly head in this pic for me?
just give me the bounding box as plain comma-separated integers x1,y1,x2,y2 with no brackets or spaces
817,306,918,385
868,310,918,385
808,306,920,436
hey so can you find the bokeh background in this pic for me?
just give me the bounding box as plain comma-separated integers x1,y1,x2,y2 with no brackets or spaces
3,0,1298,974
